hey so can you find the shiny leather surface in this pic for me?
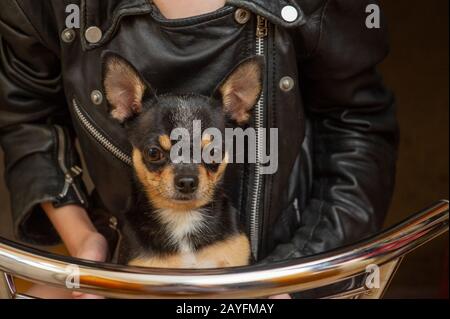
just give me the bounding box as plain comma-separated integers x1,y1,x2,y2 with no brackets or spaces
0,0,398,261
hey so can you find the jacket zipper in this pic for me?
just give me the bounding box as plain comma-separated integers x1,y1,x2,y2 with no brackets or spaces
249,16,268,259
54,125,85,204
72,99,132,166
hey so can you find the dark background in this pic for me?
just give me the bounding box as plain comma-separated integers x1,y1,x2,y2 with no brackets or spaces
379,0,449,298
0,0,448,298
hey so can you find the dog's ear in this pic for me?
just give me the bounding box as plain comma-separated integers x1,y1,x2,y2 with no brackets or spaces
215,57,264,125
103,54,147,123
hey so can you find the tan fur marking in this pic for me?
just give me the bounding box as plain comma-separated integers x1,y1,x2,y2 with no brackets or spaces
129,254,184,268
201,134,212,148
128,234,250,269
159,135,172,152
204,152,229,184
197,164,225,204
197,234,250,267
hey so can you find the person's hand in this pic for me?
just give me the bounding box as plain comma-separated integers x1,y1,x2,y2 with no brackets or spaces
71,231,109,299
41,203,109,299
269,294,292,299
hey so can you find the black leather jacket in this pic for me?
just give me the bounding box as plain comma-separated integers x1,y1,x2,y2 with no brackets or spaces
0,0,398,262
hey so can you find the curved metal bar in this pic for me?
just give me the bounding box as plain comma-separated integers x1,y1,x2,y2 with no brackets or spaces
0,200,448,299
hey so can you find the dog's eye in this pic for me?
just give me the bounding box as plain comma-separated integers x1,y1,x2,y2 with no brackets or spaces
146,147,164,162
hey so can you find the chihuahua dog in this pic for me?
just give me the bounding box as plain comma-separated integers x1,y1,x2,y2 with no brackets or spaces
102,54,263,268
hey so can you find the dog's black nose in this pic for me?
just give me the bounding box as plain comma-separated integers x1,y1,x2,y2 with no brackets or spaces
175,176,199,194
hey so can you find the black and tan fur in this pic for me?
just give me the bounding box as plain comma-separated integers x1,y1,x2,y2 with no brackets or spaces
103,54,263,268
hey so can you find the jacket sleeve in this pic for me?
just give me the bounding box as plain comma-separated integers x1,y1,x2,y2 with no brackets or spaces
264,0,398,262
0,1,88,245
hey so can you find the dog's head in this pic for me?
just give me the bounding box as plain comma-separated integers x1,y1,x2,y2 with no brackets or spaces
103,54,263,211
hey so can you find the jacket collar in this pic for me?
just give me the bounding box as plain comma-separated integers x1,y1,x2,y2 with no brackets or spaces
80,0,305,50
227,0,305,27
80,0,152,50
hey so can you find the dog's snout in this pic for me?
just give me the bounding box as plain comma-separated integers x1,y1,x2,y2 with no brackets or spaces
175,176,199,194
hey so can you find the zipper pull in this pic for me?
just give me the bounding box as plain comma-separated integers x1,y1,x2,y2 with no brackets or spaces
58,165,83,199
256,16,268,38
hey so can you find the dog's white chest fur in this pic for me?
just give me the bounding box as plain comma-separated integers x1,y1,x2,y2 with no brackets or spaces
129,210,250,269
128,209,250,269
155,209,214,267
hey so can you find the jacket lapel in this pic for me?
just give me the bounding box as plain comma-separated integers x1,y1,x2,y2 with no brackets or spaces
80,0,305,51
226,0,306,27
80,0,152,50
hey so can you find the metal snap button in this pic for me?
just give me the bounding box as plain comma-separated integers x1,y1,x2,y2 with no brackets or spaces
85,26,103,44
235,8,251,24
109,216,118,229
281,5,299,23
91,90,103,105
280,76,295,92
61,28,76,43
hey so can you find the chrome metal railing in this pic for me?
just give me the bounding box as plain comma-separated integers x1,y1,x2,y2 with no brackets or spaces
0,200,448,299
